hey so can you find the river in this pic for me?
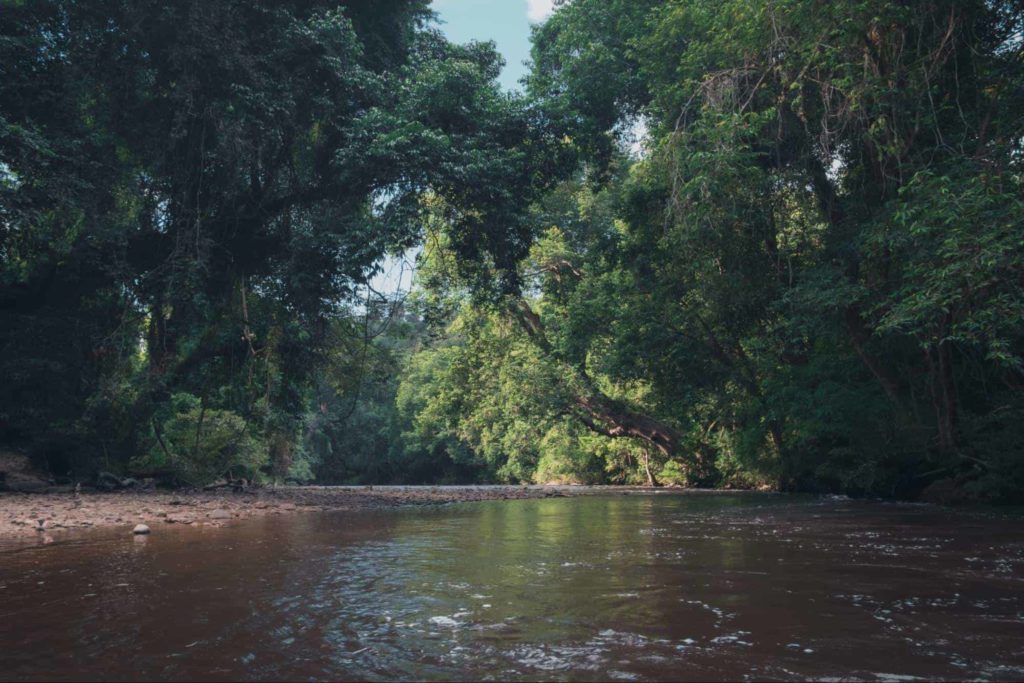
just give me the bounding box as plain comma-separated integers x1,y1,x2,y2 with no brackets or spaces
1,492,1022,681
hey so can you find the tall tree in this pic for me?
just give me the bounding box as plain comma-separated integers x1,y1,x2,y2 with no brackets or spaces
520,0,1024,497
0,0,569,480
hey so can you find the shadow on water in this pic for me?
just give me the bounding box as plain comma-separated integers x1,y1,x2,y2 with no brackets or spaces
1,493,1023,681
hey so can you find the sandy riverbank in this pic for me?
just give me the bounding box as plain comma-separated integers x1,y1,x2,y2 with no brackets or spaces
0,485,650,538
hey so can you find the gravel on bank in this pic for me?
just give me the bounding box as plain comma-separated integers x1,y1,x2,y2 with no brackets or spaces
0,485,661,538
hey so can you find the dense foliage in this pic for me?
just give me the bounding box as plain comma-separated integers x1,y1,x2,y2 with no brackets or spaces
0,0,567,483
2,0,1022,502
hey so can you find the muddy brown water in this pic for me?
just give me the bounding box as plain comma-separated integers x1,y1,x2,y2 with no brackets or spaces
1,492,1022,681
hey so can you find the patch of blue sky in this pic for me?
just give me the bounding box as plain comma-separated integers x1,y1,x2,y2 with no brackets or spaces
430,0,554,91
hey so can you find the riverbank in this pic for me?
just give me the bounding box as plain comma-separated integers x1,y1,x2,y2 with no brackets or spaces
0,485,670,538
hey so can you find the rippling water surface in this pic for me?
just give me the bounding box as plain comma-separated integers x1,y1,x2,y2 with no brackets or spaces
2,492,1023,681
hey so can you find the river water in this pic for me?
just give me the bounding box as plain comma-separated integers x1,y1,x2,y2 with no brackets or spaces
1,492,1023,681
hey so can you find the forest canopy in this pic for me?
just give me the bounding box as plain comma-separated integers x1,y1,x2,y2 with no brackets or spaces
2,0,1022,503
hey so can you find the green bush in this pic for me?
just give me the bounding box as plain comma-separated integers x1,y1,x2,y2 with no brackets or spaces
134,393,268,486
657,461,689,487
533,425,605,484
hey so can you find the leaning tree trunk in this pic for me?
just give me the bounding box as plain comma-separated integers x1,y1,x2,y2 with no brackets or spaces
508,297,696,472
573,393,682,462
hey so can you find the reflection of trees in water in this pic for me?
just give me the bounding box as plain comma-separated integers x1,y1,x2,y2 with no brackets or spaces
376,497,682,637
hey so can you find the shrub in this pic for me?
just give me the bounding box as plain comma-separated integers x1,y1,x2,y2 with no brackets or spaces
134,393,268,486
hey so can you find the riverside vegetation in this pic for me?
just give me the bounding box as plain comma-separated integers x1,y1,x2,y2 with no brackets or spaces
1,0,1022,503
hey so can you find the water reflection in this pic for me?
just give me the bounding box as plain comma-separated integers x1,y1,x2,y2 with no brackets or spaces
1,494,1023,681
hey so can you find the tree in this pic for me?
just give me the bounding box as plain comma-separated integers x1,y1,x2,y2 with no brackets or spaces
523,0,1024,499
0,0,570,483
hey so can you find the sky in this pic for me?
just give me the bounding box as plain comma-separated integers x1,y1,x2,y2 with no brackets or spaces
369,0,555,295
431,0,555,91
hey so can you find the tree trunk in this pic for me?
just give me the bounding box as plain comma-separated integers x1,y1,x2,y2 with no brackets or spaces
768,420,785,456
844,306,901,404
641,450,660,487
937,340,957,451
574,394,684,462
925,339,958,455
147,299,169,372
507,296,694,469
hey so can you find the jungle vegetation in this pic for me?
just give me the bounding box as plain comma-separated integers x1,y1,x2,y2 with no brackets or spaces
2,0,1022,502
